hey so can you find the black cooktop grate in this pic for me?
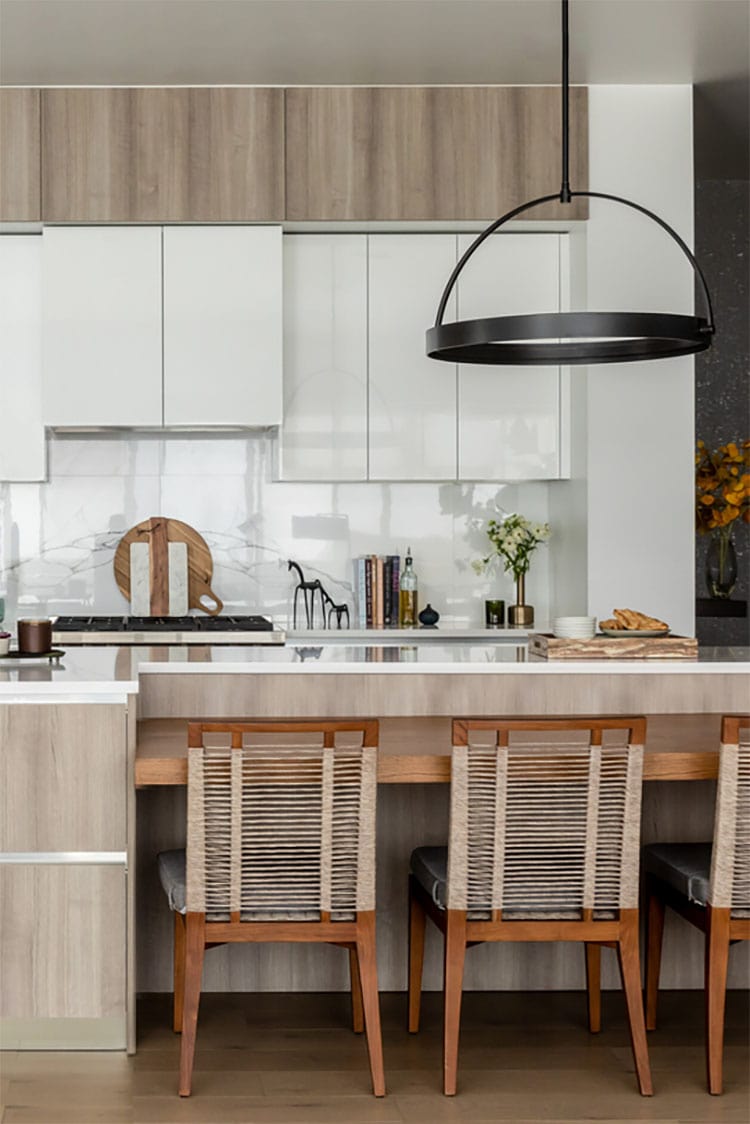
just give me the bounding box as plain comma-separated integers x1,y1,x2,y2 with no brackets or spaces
54,615,274,632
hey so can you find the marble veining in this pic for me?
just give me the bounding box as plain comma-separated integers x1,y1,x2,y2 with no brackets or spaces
0,432,557,628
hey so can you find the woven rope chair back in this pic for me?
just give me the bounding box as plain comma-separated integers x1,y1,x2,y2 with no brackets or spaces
710,716,750,917
185,720,378,921
447,717,646,919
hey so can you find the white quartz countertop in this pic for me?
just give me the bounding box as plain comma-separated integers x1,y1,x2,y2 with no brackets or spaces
0,643,749,699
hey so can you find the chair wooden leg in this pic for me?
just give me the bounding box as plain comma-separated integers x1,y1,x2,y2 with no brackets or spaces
705,906,731,1095
584,943,601,1033
408,876,427,1033
443,910,467,1097
172,912,186,1033
349,945,364,1034
178,912,206,1097
644,879,666,1031
616,912,653,1097
355,911,386,1097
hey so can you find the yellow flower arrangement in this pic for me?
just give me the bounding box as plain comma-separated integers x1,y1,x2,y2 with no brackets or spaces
695,439,750,533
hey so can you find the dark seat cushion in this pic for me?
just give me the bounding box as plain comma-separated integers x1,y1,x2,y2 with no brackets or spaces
410,846,448,910
158,848,187,914
410,844,617,921
643,842,712,906
156,848,353,922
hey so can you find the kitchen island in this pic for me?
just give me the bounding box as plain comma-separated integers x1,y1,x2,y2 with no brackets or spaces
1,642,748,1051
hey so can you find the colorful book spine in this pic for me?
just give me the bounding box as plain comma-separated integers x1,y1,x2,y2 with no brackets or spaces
383,557,393,626
356,558,367,627
354,553,402,629
375,557,384,627
365,558,373,626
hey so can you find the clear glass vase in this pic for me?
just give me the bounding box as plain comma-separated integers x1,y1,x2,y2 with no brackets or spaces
705,525,738,599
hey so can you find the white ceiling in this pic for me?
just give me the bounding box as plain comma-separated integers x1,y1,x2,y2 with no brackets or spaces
1,0,748,88
2,0,748,175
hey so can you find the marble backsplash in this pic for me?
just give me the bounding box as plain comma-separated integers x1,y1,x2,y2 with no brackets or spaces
0,432,558,630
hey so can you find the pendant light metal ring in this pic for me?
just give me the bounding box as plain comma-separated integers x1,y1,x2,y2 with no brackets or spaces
426,190,715,366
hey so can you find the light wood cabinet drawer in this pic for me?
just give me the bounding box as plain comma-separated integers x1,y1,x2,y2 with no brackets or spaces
0,704,127,852
0,862,126,1023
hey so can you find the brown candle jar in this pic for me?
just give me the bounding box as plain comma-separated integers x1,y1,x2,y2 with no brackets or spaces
17,618,53,654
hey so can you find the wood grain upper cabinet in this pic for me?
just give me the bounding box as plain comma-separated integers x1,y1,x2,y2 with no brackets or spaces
0,89,41,220
456,233,564,481
163,226,283,426
42,226,163,427
285,87,588,222
41,88,283,222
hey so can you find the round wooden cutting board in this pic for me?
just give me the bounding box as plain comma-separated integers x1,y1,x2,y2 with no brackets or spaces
114,518,223,615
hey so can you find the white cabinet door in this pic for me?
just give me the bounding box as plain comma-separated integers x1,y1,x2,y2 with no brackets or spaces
42,227,162,427
368,235,457,480
163,226,282,427
457,233,562,480
0,236,45,480
280,234,367,480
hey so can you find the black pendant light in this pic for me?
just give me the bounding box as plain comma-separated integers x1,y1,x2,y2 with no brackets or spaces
426,0,715,366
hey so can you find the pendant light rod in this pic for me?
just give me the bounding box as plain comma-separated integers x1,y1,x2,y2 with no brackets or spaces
561,0,571,203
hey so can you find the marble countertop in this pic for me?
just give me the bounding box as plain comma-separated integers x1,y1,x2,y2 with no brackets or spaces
0,642,749,699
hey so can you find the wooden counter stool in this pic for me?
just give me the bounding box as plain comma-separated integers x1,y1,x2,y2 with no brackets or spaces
407,716,653,1097
643,714,750,1094
157,719,385,1098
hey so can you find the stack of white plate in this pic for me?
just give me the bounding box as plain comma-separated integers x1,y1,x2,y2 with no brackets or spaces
552,616,597,639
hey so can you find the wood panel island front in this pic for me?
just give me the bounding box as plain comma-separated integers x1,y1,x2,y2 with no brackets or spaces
1,641,748,1052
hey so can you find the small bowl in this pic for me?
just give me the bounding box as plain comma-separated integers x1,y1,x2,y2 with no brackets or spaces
550,620,598,629
0,632,11,657
553,616,597,640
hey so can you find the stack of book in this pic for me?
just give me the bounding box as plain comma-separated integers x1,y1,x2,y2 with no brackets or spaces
353,555,401,628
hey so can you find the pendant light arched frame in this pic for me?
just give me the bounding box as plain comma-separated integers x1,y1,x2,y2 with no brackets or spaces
426,189,716,365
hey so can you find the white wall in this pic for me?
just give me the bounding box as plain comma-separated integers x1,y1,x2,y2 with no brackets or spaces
585,86,696,635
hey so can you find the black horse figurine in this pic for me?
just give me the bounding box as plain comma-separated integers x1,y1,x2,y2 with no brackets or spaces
287,560,325,629
321,587,351,630
287,560,350,629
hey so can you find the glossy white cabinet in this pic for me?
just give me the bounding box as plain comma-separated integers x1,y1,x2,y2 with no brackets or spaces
163,226,282,426
368,235,457,481
281,231,567,482
280,234,367,480
0,236,45,480
42,226,163,427
456,233,564,480
42,225,282,430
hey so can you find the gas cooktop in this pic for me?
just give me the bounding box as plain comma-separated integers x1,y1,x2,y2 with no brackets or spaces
52,615,286,645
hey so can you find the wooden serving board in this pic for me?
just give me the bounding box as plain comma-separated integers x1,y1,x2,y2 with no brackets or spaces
528,633,698,660
114,518,223,616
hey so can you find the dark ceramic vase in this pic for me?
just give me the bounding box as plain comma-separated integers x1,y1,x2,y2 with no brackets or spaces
418,603,439,627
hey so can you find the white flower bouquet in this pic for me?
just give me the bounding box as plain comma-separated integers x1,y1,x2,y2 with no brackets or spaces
472,513,551,581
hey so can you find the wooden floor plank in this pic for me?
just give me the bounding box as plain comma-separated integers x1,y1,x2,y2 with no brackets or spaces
1,991,746,1123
